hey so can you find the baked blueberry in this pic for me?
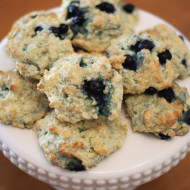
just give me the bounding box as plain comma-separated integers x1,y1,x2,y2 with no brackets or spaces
158,50,172,65
104,52,110,58
79,59,87,67
182,59,187,67
67,5,81,19
158,133,171,140
83,79,105,102
83,80,110,117
144,87,157,95
34,26,43,33
72,14,86,26
31,14,37,19
183,110,190,125
49,24,69,40
96,2,116,14
179,35,184,41
122,55,137,71
66,157,85,171
123,3,135,14
158,88,175,103
59,24,69,34
131,40,155,53
49,26,59,36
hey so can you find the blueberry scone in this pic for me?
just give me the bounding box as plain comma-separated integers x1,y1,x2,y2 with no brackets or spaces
38,54,123,123
36,111,127,171
0,69,49,128
145,24,190,79
59,0,138,52
125,84,190,139
107,32,175,94
5,12,74,80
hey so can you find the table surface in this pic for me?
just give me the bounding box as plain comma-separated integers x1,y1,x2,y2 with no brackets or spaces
0,0,190,190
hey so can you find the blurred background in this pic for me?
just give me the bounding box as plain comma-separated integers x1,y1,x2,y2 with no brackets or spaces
0,0,190,190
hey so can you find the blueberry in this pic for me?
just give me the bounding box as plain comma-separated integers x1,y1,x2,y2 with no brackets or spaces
83,79,110,116
144,87,157,95
131,40,155,53
59,24,69,34
34,26,43,33
182,59,187,67
83,79,105,101
104,52,110,58
122,55,137,71
183,110,190,125
72,14,86,26
96,2,116,13
49,24,69,40
123,3,135,13
67,5,81,19
49,26,60,35
158,88,175,103
31,14,37,19
79,59,87,67
137,40,155,51
158,50,172,65
179,35,184,41
158,133,171,140
66,157,85,171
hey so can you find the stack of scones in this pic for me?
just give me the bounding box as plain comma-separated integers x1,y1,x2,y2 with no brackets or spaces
0,0,190,171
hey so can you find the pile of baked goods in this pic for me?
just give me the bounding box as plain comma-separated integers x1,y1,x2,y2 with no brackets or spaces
0,0,190,171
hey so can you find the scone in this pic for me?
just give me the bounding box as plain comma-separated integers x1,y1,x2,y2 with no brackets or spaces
107,32,175,94
0,69,49,128
125,84,190,139
5,11,74,79
38,54,123,123
59,0,138,52
36,111,127,171
145,24,190,79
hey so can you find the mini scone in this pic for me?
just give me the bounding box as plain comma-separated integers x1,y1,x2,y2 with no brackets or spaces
0,69,49,128
125,84,190,139
36,111,127,171
5,11,74,80
107,32,175,94
145,24,190,79
38,54,123,123
59,0,136,52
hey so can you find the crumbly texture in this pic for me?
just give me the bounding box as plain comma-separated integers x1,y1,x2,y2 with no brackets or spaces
107,32,175,94
125,84,190,138
38,54,123,123
0,69,49,128
59,0,138,52
36,111,127,170
145,24,190,79
5,11,74,80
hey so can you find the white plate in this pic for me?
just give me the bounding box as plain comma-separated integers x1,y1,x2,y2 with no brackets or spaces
0,9,190,190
